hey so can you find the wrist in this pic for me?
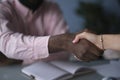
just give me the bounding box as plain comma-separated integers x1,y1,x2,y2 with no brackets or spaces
48,33,75,53
97,35,104,50
61,33,76,50
48,34,65,53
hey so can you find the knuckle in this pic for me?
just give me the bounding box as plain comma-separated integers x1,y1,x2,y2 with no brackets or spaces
82,32,87,35
76,34,81,38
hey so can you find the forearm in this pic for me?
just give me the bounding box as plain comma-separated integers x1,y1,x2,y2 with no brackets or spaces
98,34,120,51
48,33,75,53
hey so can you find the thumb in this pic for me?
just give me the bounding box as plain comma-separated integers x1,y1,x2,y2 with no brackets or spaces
72,35,82,43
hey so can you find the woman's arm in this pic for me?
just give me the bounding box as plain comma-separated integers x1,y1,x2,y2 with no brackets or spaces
73,32,120,51
100,34,120,51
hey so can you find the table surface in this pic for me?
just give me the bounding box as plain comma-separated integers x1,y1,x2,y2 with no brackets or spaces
0,60,110,80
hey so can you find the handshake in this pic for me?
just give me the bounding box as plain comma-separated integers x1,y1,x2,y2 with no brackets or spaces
70,39,103,61
49,33,103,62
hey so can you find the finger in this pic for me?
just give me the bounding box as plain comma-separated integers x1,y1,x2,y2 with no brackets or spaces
74,53,95,62
79,56,91,62
74,55,83,61
84,53,99,60
73,32,89,43
72,35,83,43
72,37,80,43
74,55,88,61
79,51,100,61
91,48,103,57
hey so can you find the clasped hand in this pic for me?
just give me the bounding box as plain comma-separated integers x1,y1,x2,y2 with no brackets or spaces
49,33,103,62
63,33,103,62
71,39,103,61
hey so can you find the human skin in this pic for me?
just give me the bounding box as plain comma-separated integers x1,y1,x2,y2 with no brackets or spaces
49,33,103,61
73,32,120,60
73,32,120,51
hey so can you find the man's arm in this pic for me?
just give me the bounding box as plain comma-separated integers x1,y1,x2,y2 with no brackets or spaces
48,33,74,53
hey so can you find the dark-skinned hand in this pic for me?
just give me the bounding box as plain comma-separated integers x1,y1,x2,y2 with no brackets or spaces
48,33,103,62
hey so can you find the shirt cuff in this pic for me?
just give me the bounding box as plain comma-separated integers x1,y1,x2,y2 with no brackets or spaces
33,36,50,60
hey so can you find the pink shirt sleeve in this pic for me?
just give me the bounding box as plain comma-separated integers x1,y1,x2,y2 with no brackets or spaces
0,1,69,64
0,19,49,61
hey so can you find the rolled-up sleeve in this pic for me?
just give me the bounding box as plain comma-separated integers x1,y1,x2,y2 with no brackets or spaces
0,19,49,61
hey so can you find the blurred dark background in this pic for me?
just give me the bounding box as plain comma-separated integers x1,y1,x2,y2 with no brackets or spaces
76,0,120,34
53,0,120,34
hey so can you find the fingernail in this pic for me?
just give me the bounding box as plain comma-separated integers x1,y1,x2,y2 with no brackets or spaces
72,40,76,43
